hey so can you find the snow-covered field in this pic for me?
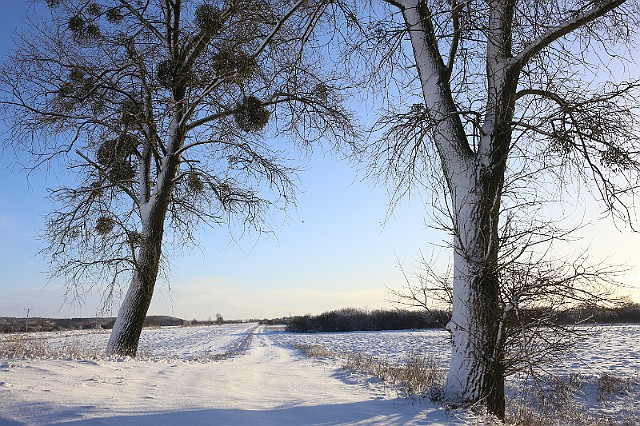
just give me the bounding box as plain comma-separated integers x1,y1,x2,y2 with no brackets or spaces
272,325,640,423
270,324,640,377
0,323,638,424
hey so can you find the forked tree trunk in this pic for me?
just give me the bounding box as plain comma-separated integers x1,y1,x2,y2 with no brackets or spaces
389,0,626,418
107,150,179,357
397,1,510,416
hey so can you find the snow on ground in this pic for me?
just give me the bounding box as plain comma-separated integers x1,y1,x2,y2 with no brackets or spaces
270,328,451,367
0,324,463,425
8,323,257,362
1,324,638,425
557,324,640,375
273,325,640,423
271,324,640,377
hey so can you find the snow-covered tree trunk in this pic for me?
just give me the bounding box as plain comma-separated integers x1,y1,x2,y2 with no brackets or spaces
106,207,164,356
106,236,161,356
444,169,506,416
441,65,515,420
107,129,182,356
397,0,516,417
106,195,172,356
443,3,518,415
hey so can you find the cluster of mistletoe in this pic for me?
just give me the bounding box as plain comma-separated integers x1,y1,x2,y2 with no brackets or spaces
41,1,286,223
0,0,354,303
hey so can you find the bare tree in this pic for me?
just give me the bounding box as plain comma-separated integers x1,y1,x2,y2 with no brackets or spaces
348,0,640,418
0,0,355,356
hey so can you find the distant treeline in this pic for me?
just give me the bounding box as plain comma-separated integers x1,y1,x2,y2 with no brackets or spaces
554,302,640,325
285,308,450,333
0,315,184,334
286,303,640,333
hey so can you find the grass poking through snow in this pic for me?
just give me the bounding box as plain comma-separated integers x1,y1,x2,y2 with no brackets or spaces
292,343,445,400
293,342,639,425
506,372,640,425
0,334,103,360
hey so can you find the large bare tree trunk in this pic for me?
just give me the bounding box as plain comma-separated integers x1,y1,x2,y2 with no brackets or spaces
107,212,165,356
444,179,506,417
441,107,512,418
107,240,161,356
397,1,510,416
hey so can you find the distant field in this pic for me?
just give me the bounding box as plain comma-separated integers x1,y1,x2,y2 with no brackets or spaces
2,323,638,375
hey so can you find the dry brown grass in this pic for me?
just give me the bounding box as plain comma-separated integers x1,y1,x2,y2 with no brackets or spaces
0,334,102,360
342,352,445,398
0,335,51,358
597,373,633,401
293,343,445,399
506,373,639,426
292,343,335,358
293,342,639,425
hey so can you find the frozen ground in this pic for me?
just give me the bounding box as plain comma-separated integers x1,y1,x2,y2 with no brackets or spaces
271,324,640,376
0,324,464,425
0,324,638,424
271,328,452,367
272,325,640,423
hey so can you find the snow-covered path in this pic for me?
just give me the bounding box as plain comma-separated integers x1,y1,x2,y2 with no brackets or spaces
0,326,456,425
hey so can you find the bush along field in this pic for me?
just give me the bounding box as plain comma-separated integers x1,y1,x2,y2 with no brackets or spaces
285,304,640,334
285,308,451,333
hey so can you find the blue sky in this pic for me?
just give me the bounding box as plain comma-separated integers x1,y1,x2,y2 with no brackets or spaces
0,2,638,320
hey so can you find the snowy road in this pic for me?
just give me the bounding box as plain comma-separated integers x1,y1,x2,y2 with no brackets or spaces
0,325,456,425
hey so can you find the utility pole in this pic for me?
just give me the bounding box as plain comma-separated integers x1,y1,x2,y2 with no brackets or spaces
24,307,31,333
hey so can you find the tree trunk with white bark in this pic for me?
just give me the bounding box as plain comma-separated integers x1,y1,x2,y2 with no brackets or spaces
397,0,517,417
106,211,165,356
107,151,179,356
444,165,508,417
373,0,637,419
106,245,160,357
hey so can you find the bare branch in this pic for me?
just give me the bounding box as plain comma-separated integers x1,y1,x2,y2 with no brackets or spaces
514,0,627,68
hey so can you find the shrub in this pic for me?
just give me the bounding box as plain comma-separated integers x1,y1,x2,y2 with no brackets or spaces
286,308,450,333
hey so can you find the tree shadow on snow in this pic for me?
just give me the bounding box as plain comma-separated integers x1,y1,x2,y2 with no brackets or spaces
19,399,446,425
